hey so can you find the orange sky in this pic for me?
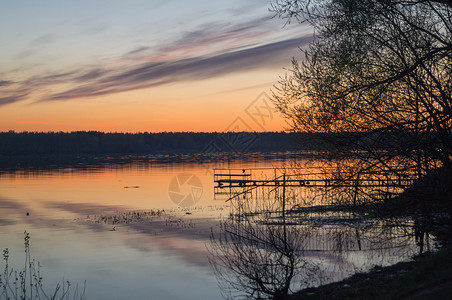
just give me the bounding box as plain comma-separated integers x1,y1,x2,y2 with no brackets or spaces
0,1,311,133
2,70,290,132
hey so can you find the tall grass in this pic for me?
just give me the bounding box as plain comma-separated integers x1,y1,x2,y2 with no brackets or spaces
0,231,86,300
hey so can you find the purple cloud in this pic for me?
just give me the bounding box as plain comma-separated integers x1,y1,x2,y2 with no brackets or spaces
0,17,311,105
41,36,311,102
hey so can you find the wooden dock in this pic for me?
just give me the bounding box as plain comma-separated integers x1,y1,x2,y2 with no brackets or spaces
213,168,416,200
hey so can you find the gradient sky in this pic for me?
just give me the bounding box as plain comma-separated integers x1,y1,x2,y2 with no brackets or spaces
0,0,312,132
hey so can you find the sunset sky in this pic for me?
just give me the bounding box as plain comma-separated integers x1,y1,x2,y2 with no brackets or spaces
0,0,312,132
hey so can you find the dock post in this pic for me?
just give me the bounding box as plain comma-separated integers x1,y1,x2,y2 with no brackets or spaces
282,173,287,248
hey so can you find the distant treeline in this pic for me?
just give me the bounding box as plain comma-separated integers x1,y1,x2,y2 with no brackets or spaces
0,131,316,156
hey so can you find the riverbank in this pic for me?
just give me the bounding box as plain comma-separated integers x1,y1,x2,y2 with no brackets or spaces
289,248,452,299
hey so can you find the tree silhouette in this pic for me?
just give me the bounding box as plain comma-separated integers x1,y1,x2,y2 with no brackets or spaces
272,0,452,175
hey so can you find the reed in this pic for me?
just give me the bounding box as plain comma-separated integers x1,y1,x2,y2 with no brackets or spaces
0,231,86,300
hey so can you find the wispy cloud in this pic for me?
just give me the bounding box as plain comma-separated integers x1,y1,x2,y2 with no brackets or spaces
0,80,14,87
41,36,310,102
31,33,57,46
123,16,280,64
0,17,311,106
0,93,30,105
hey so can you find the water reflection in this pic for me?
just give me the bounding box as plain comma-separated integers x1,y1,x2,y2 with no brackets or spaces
209,205,425,298
0,153,296,299
0,153,434,299
208,166,436,299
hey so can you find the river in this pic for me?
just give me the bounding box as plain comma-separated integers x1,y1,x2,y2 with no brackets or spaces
0,152,421,299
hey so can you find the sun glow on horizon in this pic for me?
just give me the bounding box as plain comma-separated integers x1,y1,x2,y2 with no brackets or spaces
16,121,122,127
0,1,309,134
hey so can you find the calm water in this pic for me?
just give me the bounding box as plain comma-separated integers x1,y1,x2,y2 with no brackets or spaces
0,153,419,299
0,153,293,299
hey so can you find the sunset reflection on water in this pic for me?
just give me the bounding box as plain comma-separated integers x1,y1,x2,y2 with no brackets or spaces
0,153,291,299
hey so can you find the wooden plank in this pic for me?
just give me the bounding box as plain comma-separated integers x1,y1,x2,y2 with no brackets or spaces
214,174,251,177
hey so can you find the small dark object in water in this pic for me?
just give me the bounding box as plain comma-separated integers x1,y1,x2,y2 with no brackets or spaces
186,212,192,215
124,186,140,189
26,212,29,216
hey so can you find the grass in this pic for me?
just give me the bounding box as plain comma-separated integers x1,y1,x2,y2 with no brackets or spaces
0,231,86,300
288,248,452,299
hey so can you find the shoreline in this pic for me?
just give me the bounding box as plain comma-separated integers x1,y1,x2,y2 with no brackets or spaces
287,248,452,299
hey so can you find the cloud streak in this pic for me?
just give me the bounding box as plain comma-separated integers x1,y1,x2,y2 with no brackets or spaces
43,36,311,102
0,18,312,106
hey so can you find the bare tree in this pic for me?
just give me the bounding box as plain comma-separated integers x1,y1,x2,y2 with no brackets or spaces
271,0,452,220
208,191,321,299
271,0,452,171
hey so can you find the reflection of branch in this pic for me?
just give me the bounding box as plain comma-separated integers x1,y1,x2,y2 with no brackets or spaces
208,195,321,298
225,175,284,202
